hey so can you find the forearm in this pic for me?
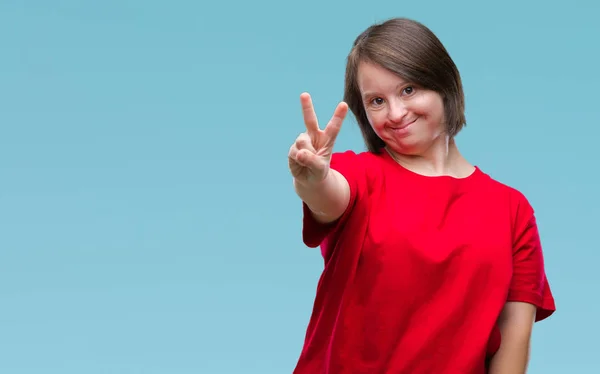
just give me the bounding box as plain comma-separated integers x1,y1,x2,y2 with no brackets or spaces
488,333,530,374
488,302,536,374
294,169,350,224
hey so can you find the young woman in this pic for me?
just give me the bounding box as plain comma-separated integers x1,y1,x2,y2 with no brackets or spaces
288,18,556,374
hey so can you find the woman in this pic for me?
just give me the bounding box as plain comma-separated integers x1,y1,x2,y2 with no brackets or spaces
287,18,556,374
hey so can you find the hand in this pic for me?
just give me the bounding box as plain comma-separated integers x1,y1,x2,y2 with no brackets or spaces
288,92,349,186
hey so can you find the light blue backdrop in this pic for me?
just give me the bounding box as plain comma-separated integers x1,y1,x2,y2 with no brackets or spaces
1,0,598,373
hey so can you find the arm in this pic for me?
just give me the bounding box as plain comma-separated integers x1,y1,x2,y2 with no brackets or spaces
289,93,351,224
294,169,350,224
489,193,556,373
488,301,537,374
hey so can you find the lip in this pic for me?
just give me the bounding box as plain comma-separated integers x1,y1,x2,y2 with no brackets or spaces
390,118,417,131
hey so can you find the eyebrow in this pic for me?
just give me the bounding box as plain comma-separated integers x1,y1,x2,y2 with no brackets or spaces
361,82,411,99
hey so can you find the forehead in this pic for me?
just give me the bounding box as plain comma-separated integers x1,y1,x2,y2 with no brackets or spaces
357,61,408,94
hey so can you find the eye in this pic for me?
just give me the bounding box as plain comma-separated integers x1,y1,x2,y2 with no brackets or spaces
402,86,415,95
371,97,385,106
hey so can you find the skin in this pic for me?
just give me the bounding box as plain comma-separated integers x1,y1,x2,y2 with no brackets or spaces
357,61,474,178
288,93,350,224
488,302,537,374
288,61,536,372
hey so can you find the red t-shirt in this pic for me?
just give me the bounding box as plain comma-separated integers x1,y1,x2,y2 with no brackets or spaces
293,150,556,374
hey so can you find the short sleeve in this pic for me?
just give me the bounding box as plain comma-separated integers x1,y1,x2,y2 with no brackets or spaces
508,199,556,322
301,150,366,249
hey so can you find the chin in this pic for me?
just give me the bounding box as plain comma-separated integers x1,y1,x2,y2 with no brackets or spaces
387,140,424,156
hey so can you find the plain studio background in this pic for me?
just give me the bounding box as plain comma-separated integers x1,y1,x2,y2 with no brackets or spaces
1,0,598,373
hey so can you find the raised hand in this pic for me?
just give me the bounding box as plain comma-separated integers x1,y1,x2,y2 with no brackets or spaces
288,92,349,186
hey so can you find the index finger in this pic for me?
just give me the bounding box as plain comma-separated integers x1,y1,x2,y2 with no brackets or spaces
300,92,319,133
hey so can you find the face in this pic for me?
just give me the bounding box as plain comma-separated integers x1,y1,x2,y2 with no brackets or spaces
357,61,446,156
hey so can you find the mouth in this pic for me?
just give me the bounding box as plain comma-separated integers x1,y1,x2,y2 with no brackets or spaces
390,118,417,131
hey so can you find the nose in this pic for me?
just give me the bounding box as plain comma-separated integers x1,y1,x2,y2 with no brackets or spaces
387,100,408,124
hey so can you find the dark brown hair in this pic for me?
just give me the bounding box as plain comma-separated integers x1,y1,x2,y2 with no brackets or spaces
343,18,466,153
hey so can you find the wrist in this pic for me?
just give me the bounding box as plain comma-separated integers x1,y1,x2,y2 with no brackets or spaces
293,170,330,191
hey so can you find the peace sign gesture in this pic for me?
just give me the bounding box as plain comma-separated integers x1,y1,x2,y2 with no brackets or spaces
288,93,349,186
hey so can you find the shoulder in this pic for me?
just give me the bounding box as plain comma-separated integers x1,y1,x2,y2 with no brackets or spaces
477,169,536,223
330,149,385,178
331,149,382,164
329,150,388,199
330,149,390,173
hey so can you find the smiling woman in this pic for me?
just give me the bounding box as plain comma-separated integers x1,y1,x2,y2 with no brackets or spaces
287,17,556,374
357,61,449,159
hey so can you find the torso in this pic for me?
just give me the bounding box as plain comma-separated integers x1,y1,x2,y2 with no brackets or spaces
294,150,529,374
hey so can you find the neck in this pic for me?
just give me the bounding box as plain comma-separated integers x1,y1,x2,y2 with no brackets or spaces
386,136,473,178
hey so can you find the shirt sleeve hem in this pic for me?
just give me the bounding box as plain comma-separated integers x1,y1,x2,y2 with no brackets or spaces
300,151,363,249
507,289,556,322
301,202,344,248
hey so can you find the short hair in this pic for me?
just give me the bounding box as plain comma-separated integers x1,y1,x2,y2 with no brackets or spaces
343,18,467,153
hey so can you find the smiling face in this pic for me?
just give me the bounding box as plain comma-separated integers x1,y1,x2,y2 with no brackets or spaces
357,61,446,156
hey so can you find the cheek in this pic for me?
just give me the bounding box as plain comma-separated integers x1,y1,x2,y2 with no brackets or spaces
416,96,444,120
410,96,431,115
366,111,385,131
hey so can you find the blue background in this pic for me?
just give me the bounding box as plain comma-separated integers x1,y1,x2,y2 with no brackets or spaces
1,0,598,372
